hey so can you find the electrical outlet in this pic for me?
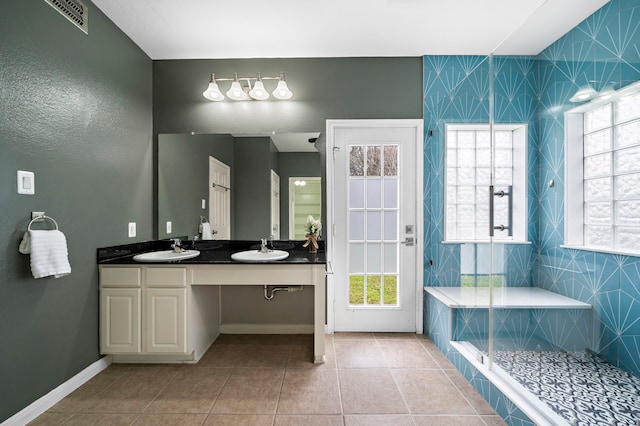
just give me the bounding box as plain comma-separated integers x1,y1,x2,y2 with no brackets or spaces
166,221,172,234
128,222,136,238
201,199,206,209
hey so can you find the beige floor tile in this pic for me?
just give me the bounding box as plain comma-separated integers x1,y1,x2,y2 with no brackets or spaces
412,415,487,425
339,368,408,414
145,367,231,413
444,369,496,415
344,414,414,425
64,413,139,425
333,332,375,339
133,413,207,425
287,335,336,368
334,339,387,368
48,366,130,413
392,369,475,415
277,369,341,414
378,339,439,368
27,412,74,425
198,343,246,368
417,339,456,369
80,365,180,413
235,343,293,368
274,414,343,425
210,368,284,414
374,333,419,340
204,414,274,425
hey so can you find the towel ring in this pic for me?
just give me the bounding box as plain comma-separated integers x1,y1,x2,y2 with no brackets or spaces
28,215,59,231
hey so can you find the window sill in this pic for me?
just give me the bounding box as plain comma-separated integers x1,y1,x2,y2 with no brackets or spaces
442,240,532,245
560,245,640,258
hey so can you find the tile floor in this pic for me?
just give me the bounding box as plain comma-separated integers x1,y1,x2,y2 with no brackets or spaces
30,333,506,425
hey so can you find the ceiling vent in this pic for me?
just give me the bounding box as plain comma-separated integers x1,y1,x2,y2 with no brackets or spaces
43,0,88,34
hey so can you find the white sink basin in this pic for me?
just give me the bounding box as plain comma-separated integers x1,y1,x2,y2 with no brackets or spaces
231,249,289,262
133,250,200,263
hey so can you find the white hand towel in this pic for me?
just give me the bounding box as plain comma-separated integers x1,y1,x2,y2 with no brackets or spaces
201,222,213,240
19,230,71,279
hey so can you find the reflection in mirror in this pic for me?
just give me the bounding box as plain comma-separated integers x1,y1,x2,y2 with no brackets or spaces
157,133,322,241
289,177,322,239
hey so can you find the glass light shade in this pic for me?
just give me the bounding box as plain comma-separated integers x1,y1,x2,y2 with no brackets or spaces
202,82,224,101
570,87,597,103
227,81,249,101
249,81,269,100
273,80,292,100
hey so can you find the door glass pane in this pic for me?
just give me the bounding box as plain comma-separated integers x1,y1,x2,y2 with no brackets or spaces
349,243,364,273
384,145,398,176
350,179,365,208
366,276,381,304
384,179,398,208
384,243,397,272
366,244,381,273
383,211,398,241
366,211,382,240
349,275,364,304
349,211,364,240
383,276,398,306
367,146,381,176
350,146,364,176
367,179,382,208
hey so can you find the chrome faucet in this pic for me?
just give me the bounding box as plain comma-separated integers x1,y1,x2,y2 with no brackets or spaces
260,238,269,253
171,238,183,253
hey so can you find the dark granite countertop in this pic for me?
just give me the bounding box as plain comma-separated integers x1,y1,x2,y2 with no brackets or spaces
97,239,326,265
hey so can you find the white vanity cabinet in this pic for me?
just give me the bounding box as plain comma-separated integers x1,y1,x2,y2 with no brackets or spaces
100,267,142,354
144,267,187,354
99,262,325,364
100,265,199,362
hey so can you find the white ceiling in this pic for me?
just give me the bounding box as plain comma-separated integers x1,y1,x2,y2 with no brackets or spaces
91,0,609,60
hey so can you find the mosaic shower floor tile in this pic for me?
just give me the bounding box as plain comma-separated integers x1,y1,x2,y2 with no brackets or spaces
493,350,640,426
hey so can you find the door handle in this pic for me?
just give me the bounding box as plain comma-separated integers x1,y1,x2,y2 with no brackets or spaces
400,237,414,246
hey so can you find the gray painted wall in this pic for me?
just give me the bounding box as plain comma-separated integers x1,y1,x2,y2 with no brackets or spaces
0,1,152,422
153,58,422,328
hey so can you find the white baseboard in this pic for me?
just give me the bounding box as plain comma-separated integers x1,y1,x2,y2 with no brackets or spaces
220,323,314,334
2,355,112,426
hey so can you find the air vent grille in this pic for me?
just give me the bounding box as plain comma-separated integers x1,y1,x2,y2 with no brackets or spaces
43,0,88,34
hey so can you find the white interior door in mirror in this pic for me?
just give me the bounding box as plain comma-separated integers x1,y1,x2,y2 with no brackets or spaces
271,170,280,239
209,156,231,239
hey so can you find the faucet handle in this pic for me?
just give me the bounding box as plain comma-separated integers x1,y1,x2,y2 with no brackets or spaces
171,238,183,252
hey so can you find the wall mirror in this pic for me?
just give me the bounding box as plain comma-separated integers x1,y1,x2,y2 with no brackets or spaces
157,132,322,241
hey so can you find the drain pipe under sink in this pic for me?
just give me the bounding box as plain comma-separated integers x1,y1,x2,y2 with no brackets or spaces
263,285,304,301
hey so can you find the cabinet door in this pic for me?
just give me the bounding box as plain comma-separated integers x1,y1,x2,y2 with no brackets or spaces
145,288,187,353
101,288,141,354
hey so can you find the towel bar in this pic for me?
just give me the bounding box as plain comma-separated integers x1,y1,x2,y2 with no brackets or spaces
28,215,59,231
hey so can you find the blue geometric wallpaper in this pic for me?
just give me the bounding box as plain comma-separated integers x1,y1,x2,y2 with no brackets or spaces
423,0,640,422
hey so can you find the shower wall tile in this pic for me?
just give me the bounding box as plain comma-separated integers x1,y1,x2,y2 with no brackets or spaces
536,0,640,375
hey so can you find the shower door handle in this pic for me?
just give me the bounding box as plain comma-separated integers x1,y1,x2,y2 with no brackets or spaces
489,185,513,237
401,237,414,246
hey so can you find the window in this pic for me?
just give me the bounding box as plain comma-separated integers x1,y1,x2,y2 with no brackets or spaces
565,82,640,255
444,124,528,243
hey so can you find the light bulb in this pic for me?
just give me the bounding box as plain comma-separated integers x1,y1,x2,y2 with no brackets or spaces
272,72,293,100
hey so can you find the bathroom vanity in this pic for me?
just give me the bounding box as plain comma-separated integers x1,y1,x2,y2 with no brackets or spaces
98,240,327,364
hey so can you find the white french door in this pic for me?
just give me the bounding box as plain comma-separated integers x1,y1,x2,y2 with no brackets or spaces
327,120,423,332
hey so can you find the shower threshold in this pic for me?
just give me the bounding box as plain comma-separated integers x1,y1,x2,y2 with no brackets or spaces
454,341,640,426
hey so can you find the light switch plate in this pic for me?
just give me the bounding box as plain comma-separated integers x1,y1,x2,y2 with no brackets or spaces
128,222,136,238
166,221,172,234
17,170,35,195
201,199,206,209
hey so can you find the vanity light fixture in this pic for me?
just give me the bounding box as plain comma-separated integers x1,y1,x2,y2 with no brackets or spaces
202,71,292,102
